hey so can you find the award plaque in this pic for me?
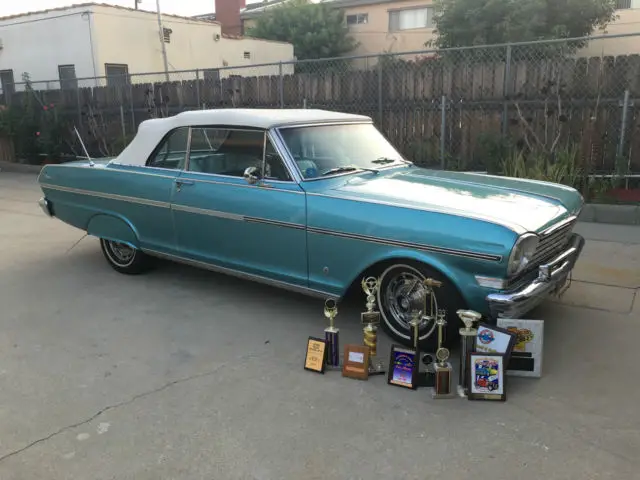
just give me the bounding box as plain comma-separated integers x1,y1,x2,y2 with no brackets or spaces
456,309,482,397
304,337,327,374
496,319,544,377
361,277,385,375
342,344,370,380
468,352,507,401
475,323,517,365
431,310,454,399
387,344,418,389
323,298,340,368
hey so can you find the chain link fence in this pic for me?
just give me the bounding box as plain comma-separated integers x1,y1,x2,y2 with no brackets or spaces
1,32,639,195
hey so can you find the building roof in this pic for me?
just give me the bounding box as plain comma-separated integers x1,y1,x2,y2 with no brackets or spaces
0,3,221,25
111,109,372,167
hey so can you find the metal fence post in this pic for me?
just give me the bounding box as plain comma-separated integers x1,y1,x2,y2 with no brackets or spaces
195,69,201,109
129,82,135,134
440,95,447,169
377,56,383,126
502,44,513,137
76,86,83,129
617,89,630,159
278,62,284,108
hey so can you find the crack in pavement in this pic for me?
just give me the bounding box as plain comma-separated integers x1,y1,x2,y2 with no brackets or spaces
0,351,267,464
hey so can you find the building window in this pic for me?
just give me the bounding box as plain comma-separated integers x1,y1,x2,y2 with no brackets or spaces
346,13,368,25
0,69,15,96
388,7,434,31
203,69,220,82
105,63,130,87
58,65,78,90
243,51,251,59
163,27,172,43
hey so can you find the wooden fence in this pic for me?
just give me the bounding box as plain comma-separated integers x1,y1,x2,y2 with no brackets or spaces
2,52,640,173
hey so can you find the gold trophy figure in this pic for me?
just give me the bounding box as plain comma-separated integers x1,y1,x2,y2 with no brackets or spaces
361,277,385,375
456,309,482,397
324,298,340,368
431,309,454,399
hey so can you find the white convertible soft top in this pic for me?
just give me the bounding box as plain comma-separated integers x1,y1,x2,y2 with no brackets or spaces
110,108,371,167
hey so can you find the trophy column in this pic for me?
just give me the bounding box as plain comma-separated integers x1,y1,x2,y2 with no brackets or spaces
361,277,385,375
324,299,340,368
456,309,481,397
431,309,454,399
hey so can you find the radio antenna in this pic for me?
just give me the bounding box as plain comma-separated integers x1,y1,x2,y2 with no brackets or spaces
73,125,94,167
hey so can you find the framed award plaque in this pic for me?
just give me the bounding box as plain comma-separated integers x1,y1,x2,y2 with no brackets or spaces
304,337,327,374
496,318,544,377
387,345,418,390
474,323,517,364
342,344,370,380
467,352,507,401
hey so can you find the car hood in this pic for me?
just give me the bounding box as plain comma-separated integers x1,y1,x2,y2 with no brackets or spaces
322,168,583,233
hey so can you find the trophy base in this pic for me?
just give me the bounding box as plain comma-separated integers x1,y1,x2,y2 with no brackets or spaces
431,362,455,399
368,359,386,376
431,388,456,400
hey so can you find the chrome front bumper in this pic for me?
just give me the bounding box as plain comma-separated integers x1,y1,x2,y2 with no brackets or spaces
38,197,53,217
486,233,585,319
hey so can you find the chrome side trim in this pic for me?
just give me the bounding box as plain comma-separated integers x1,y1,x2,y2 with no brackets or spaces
141,248,333,299
245,216,306,230
171,204,244,221
41,163,178,180
176,174,305,194
307,226,502,262
39,184,171,209
306,192,527,235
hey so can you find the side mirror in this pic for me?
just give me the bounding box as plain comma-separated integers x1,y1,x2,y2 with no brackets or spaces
243,166,261,185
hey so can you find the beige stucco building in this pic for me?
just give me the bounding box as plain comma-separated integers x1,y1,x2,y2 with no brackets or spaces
238,0,640,64
0,3,294,93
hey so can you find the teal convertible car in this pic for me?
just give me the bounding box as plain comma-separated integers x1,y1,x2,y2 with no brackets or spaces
37,109,584,349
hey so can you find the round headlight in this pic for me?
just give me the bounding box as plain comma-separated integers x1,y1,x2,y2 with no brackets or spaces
507,233,539,276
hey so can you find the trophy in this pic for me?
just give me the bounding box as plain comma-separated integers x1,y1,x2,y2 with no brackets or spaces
324,298,340,368
456,309,482,397
361,277,385,375
431,309,454,399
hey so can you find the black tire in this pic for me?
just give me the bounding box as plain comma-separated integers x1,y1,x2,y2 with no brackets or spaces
100,238,154,275
375,260,467,352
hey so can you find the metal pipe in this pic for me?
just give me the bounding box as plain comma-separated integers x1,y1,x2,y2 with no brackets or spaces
155,0,170,82
617,89,630,159
440,95,446,169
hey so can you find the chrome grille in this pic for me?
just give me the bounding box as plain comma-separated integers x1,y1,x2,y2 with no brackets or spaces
529,218,577,267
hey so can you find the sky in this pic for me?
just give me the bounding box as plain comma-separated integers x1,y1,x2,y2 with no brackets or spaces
0,0,250,18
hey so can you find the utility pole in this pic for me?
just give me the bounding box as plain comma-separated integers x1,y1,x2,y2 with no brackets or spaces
155,0,170,82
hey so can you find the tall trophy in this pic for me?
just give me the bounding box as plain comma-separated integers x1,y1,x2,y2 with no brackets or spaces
456,309,482,397
431,309,454,399
361,277,385,375
324,298,340,368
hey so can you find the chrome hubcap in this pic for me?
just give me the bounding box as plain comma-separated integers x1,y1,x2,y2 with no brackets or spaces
382,269,439,338
107,241,135,265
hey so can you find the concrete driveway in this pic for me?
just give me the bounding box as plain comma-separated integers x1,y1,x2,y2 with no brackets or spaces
0,171,638,480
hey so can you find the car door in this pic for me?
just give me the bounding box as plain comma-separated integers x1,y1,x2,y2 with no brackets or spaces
105,126,189,255
170,126,308,288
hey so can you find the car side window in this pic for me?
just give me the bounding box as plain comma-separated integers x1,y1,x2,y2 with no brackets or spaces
187,128,292,181
146,127,189,170
263,138,292,182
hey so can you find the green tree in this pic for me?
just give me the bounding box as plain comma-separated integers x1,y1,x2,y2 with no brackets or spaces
431,0,617,51
245,0,358,61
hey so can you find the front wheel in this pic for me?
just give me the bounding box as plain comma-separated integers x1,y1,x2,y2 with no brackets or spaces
100,238,153,275
376,261,466,352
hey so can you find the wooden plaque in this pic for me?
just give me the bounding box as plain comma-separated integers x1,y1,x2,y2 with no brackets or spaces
342,344,370,380
304,337,327,374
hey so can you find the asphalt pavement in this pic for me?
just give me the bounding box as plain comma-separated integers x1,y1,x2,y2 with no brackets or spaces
0,171,638,480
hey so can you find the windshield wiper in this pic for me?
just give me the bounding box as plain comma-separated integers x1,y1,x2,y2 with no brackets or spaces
321,165,379,176
371,157,413,166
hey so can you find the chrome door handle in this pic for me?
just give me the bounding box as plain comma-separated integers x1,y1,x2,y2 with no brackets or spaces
175,179,195,186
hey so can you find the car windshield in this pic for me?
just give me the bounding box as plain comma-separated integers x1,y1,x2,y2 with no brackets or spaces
277,123,408,179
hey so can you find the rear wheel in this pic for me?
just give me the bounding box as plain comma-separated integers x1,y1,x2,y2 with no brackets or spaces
100,238,153,275
376,261,466,352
